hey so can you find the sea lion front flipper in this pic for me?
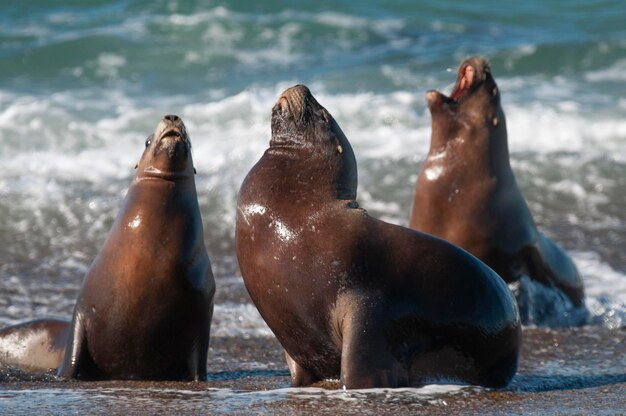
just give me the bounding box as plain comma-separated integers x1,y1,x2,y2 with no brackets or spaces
339,303,400,389
536,233,585,307
57,310,88,379
188,319,211,381
285,350,321,387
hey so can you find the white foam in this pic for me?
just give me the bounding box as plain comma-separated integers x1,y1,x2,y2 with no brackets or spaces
2,82,623,188
229,383,466,400
94,53,126,79
572,251,626,328
575,252,626,298
1,79,625,330
504,103,626,159
167,7,232,26
585,58,626,82
0,384,466,414
314,11,404,35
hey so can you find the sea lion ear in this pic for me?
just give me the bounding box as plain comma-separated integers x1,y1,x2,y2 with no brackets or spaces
483,63,492,80
194,167,197,175
134,163,138,169
334,136,343,154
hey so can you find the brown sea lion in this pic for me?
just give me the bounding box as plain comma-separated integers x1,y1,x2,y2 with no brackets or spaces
57,115,215,380
409,56,585,325
0,318,69,372
236,85,520,389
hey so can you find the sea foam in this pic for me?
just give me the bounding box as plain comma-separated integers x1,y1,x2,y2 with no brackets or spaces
0,78,624,329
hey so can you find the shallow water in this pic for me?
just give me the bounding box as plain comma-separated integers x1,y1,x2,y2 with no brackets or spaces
1,0,625,414
1,328,625,415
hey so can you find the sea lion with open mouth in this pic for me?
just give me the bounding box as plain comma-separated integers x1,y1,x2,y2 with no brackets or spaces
236,85,520,389
409,56,585,325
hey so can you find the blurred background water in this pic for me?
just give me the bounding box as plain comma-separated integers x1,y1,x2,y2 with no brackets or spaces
0,0,625,370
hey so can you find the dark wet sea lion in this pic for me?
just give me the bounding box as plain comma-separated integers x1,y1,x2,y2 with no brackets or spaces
57,115,215,380
236,85,520,389
0,318,69,372
408,56,585,325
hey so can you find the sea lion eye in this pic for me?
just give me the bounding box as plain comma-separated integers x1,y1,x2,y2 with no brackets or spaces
145,134,153,148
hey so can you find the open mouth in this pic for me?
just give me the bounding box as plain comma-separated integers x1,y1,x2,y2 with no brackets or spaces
154,126,190,159
160,129,183,139
426,57,491,110
450,64,476,101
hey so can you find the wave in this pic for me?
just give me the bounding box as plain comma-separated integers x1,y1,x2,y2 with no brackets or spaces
1,82,623,187
0,75,624,331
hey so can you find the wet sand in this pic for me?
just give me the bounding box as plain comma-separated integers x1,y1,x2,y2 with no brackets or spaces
1,326,624,415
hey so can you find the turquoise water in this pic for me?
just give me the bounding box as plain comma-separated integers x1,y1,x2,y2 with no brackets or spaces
0,2,625,412
2,1,625,100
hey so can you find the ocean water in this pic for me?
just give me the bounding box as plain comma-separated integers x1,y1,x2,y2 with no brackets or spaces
0,1,625,414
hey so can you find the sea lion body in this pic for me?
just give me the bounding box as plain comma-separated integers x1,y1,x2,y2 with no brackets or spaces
0,318,69,372
409,57,585,325
236,85,520,389
57,115,215,380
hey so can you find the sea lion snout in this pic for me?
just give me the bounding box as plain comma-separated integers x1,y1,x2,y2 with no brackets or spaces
136,115,193,178
427,56,495,114
446,56,491,102
156,114,188,141
164,114,180,123
425,89,451,109
277,84,313,120
153,114,190,160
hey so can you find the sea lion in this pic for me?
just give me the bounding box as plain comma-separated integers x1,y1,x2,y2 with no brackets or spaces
57,115,215,380
409,56,585,325
236,85,520,389
0,318,69,372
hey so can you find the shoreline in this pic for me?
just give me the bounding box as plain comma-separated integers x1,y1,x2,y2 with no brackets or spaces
1,327,624,415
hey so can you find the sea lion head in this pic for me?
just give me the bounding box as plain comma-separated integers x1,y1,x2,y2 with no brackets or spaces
270,84,357,200
135,115,195,180
425,56,505,149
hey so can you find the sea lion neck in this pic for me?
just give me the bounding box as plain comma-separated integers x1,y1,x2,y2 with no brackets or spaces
267,85,358,201
135,115,196,182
